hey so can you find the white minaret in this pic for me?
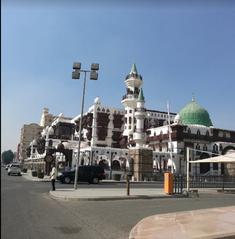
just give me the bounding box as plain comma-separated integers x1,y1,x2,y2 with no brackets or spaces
133,88,146,148
121,64,143,141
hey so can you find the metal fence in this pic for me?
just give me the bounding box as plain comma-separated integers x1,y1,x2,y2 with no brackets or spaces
173,175,235,194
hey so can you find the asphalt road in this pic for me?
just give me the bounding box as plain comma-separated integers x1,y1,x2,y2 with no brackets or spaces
2,167,235,239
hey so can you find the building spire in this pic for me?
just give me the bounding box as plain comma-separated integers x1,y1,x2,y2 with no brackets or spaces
138,88,145,102
130,63,138,75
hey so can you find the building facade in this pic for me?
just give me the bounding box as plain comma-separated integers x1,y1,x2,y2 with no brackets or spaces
25,64,235,178
19,123,43,161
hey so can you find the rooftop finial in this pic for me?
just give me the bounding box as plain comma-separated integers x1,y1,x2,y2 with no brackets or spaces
130,63,138,75
192,93,195,102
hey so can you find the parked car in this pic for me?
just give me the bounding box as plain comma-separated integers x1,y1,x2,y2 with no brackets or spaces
57,165,105,184
8,164,21,176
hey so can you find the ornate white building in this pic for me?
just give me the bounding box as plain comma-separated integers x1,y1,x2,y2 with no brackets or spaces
25,64,235,177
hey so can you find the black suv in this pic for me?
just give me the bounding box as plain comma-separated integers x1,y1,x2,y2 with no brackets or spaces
57,165,105,184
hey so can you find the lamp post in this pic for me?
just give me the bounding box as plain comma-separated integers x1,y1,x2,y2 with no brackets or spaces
167,101,174,173
110,152,114,179
72,62,99,190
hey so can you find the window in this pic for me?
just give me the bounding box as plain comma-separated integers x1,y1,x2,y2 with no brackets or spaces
129,110,132,113
213,144,218,152
203,144,207,151
129,117,132,124
48,140,53,147
197,130,201,135
188,128,191,134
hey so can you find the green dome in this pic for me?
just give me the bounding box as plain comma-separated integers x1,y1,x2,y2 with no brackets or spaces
178,99,213,127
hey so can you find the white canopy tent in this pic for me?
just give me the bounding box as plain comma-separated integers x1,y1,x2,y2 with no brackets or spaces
189,152,235,164
186,148,235,193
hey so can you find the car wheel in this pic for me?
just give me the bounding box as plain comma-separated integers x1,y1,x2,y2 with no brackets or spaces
92,177,99,184
64,177,71,184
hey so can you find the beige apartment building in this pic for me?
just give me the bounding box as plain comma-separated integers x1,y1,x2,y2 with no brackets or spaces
19,108,72,162
19,108,55,161
19,123,43,161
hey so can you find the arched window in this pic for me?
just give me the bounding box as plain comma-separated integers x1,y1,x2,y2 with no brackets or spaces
188,128,191,134
196,144,200,150
129,117,132,124
197,130,201,135
206,130,209,136
112,160,121,171
99,160,109,170
203,144,207,151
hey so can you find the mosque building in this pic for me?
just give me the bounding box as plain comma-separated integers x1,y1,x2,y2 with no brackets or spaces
24,64,235,178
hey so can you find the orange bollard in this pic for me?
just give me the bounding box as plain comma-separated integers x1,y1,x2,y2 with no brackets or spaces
164,172,173,194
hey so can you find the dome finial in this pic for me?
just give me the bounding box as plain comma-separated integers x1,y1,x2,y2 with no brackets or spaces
192,93,195,102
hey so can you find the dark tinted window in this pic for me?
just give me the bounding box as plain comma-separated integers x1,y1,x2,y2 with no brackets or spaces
11,164,20,168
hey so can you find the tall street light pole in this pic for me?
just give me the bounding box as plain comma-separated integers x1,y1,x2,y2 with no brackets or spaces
72,62,99,190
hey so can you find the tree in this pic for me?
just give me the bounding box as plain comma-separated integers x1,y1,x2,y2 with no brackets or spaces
1,150,14,165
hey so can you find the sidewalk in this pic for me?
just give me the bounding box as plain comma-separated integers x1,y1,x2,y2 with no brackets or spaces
22,171,51,182
129,206,235,239
49,187,177,201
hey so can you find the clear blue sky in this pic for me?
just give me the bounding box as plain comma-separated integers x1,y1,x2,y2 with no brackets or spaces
2,0,235,152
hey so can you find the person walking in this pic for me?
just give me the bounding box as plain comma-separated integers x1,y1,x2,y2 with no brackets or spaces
50,163,57,191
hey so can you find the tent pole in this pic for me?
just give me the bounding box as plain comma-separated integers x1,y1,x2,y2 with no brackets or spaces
186,147,190,193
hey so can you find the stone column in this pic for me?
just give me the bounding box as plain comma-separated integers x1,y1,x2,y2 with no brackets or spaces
218,163,221,176
210,163,213,176
129,148,153,181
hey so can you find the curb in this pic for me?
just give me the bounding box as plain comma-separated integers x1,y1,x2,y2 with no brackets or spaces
22,173,51,182
49,191,186,201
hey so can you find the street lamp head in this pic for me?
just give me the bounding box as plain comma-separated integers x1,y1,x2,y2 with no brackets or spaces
72,70,80,79
73,62,81,70
91,63,99,71
90,71,98,80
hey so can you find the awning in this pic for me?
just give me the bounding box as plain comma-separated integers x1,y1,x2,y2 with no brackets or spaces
190,152,235,163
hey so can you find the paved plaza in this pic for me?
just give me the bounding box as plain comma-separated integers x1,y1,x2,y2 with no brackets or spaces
21,170,235,239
